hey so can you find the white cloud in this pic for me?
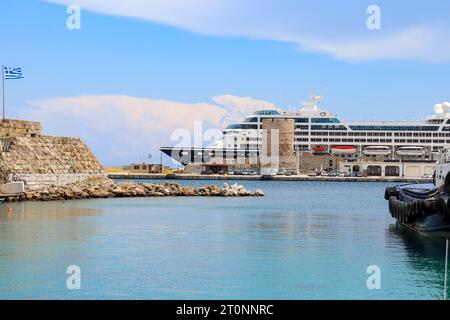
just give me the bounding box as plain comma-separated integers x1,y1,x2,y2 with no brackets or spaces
25,94,276,165
297,25,450,62
212,94,279,125
45,0,450,62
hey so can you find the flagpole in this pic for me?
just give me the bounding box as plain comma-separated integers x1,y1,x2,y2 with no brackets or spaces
2,64,4,120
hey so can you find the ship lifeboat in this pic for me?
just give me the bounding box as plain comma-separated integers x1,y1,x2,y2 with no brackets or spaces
396,146,426,156
312,146,326,153
331,145,356,155
363,146,392,156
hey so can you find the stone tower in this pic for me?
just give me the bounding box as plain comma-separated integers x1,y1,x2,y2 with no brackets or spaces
260,118,296,170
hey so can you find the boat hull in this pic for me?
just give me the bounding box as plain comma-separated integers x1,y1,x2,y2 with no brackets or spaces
385,182,450,237
160,147,259,165
400,214,450,237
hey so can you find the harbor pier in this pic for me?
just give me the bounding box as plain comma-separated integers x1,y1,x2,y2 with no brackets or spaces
107,173,432,183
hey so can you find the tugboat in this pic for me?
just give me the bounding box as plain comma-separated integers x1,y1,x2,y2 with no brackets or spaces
385,149,450,236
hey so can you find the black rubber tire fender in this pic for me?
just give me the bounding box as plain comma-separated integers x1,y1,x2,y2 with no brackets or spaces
420,199,433,217
400,201,408,223
444,197,450,220
385,187,398,200
411,201,420,222
406,202,415,223
388,196,397,218
388,196,393,216
444,172,450,192
436,197,449,219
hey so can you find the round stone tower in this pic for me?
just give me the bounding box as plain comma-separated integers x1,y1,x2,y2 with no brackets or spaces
261,118,296,170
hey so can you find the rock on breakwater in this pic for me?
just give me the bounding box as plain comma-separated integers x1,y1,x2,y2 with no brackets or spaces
2,178,264,202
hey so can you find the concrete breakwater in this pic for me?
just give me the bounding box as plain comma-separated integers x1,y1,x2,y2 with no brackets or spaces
1,178,264,202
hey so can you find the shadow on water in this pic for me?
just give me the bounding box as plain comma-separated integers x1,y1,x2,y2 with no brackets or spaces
387,222,447,262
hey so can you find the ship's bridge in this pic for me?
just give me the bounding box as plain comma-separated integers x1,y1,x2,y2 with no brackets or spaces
253,110,281,116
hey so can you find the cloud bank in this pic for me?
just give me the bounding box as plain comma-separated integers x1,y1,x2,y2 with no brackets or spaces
25,94,276,165
45,0,450,62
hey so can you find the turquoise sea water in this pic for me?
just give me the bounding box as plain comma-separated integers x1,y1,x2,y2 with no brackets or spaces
0,180,448,300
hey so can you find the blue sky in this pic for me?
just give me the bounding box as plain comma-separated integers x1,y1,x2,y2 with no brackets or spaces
0,0,449,165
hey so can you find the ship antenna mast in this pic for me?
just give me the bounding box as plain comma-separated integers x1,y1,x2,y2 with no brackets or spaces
301,94,323,112
311,94,323,106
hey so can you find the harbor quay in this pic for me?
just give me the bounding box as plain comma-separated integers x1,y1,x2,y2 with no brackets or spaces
107,172,431,183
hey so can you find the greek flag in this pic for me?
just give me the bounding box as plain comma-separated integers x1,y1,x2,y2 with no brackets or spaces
4,66,24,80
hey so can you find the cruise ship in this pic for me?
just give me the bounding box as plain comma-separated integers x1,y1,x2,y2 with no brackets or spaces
160,96,450,166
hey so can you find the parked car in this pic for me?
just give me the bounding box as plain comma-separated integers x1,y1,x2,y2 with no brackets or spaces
306,171,317,177
329,170,345,177
260,167,278,176
328,171,337,177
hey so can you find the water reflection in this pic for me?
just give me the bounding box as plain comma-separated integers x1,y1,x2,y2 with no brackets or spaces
0,201,103,298
386,222,448,299
0,202,102,251
0,201,100,221
1,181,448,299
387,223,447,262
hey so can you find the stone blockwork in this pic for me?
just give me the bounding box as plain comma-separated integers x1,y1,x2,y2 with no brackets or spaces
0,119,104,188
9,173,106,190
0,119,42,138
298,152,341,172
261,119,296,170
1,136,102,174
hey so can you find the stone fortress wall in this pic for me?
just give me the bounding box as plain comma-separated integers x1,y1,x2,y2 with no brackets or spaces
0,119,105,189
0,118,42,138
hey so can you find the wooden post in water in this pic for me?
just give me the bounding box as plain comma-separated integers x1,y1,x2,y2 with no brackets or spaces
445,238,449,300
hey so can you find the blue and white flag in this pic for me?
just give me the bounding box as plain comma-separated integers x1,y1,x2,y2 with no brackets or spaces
4,66,24,80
